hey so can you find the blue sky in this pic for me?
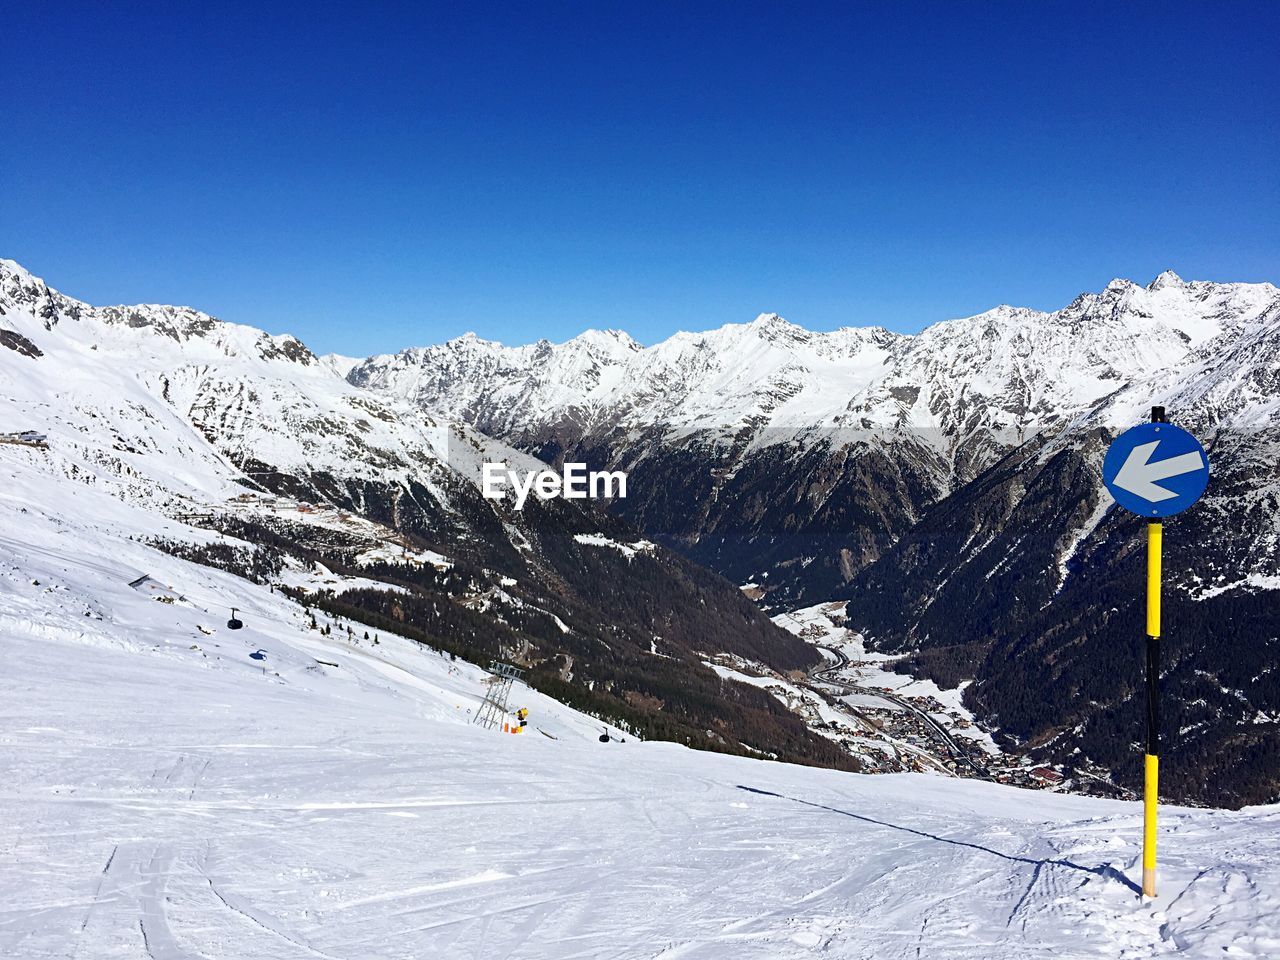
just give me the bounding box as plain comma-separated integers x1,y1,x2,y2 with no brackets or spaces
4,2,1277,355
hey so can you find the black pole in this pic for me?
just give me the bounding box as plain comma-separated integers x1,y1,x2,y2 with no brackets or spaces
1145,630,1160,757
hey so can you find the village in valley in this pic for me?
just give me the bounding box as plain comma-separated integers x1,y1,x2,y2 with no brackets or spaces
709,602,1131,797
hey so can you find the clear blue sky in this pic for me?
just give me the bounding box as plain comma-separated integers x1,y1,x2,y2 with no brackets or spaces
4,2,1277,356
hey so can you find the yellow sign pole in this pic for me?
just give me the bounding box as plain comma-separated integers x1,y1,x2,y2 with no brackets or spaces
1106,404,1207,898
1140,403,1167,899
1143,518,1161,898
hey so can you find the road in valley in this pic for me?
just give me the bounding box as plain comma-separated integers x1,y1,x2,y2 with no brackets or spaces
807,644,995,781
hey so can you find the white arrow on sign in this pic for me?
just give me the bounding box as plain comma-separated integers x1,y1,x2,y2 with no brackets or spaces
1112,440,1206,502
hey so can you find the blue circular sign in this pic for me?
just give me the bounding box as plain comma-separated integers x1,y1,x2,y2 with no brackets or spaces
1101,422,1209,518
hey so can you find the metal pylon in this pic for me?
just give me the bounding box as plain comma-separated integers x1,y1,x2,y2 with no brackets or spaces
474,660,524,730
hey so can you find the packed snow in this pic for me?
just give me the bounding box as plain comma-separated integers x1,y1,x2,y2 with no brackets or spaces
4,468,1280,958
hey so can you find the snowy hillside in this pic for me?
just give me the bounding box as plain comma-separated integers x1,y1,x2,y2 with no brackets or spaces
4,464,1280,959
0,258,846,770
0,257,531,507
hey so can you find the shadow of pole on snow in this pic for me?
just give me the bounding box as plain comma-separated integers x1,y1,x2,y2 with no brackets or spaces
735,785,1141,897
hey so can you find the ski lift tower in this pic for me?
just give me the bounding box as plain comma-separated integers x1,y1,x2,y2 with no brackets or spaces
473,661,524,731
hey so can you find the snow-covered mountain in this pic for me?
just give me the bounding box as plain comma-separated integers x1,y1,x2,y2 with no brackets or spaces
0,258,482,512
349,272,1280,599
845,288,1280,806
0,258,844,768
351,272,1276,447
346,273,1280,805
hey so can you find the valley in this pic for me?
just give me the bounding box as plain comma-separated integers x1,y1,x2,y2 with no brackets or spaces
345,273,1280,806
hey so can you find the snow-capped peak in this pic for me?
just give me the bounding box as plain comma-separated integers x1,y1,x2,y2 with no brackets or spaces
1149,269,1185,290
568,328,643,351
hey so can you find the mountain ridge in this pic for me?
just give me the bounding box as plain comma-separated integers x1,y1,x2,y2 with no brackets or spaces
345,269,1279,599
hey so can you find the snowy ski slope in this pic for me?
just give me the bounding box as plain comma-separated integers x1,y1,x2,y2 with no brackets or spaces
3,463,1279,959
